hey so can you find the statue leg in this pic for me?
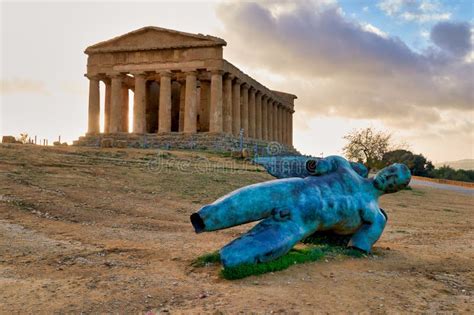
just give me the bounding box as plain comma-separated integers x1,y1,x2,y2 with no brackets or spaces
219,208,311,268
348,208,387,253
191,178,305,233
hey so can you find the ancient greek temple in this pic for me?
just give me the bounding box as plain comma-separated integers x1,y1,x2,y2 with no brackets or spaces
75,26,297,153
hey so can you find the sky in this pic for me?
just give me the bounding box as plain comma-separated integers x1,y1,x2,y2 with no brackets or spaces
1,0,473,163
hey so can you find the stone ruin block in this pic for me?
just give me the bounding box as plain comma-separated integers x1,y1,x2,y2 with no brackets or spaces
2,136,18,144
100,138,114,148
115,140,128,148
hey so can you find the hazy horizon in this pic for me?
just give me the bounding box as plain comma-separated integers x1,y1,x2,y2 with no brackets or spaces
1,0,473,163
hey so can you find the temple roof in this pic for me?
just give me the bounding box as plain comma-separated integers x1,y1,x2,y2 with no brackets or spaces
272,90,298,100
85,26,227,54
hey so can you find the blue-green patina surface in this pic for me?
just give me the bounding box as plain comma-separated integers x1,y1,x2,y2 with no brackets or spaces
191,155,411,268
252,156,369,179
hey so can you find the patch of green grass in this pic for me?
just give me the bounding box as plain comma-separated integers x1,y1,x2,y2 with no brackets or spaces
221,247,325,280
191,251,221,267
192,242,366,280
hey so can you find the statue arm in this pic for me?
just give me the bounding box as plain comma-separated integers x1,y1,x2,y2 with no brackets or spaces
306,156,352,176
348,205,387,252
306,156,368,178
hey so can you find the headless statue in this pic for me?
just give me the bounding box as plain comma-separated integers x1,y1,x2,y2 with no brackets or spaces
191,156,411,268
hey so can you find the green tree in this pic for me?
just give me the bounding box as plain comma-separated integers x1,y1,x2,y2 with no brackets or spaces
382,149,434,177
342,127,392,171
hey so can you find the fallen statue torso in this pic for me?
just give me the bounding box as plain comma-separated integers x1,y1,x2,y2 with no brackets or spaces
191,156,411,268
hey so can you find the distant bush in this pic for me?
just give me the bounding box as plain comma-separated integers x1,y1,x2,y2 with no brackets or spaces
381,150,474,183
430,165,474,183
382,149,434,177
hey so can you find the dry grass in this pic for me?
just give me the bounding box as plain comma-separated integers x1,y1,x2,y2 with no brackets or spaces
0,144,472,313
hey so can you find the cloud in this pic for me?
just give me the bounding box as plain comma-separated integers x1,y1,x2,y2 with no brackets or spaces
378,0,451,23
430,21,473,57
217,0,473,124
216,0,474,159
361,23,389,38
0,79,50,95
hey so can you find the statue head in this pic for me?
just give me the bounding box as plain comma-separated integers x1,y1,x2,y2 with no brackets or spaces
373,163,411,193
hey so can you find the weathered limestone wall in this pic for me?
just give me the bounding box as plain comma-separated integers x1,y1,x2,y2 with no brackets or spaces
74,133,300,156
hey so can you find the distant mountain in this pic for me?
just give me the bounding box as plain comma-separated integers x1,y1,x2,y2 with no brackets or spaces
435,159,474,170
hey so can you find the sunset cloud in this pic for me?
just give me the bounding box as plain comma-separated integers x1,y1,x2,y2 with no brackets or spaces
217,0,473,129
378,0,451,23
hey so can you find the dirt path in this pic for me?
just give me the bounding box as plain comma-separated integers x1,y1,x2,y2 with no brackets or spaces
0,144,472,313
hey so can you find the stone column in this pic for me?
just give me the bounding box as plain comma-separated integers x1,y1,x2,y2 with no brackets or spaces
87,76,100,134
248,88,256,138
261,95,268,140
183,71,197,133
110,75,123,133
232,78,241,136
273,102,279,142
198,82,209,131
179,81,186,132
255,92,262,139
278,105,283,143
275,104,280,142
209,70,224,133
281,106,286,144
133,73,146,134
223,74,233,134
288,111,293,146
267,99,273,141
158,71,172,133
240,84,249,137
285,110,290,145
104,80,111,133
121,85,129,132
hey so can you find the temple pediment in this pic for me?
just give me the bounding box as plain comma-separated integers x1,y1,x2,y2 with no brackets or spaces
85,26,226,54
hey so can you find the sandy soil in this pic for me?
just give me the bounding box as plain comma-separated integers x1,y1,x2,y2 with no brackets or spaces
0,144,472,313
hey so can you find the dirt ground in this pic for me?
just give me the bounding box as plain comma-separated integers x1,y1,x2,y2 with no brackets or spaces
0,144,472,313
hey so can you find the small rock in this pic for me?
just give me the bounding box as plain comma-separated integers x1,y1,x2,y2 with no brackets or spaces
199,293,207,299
104,261,114,267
